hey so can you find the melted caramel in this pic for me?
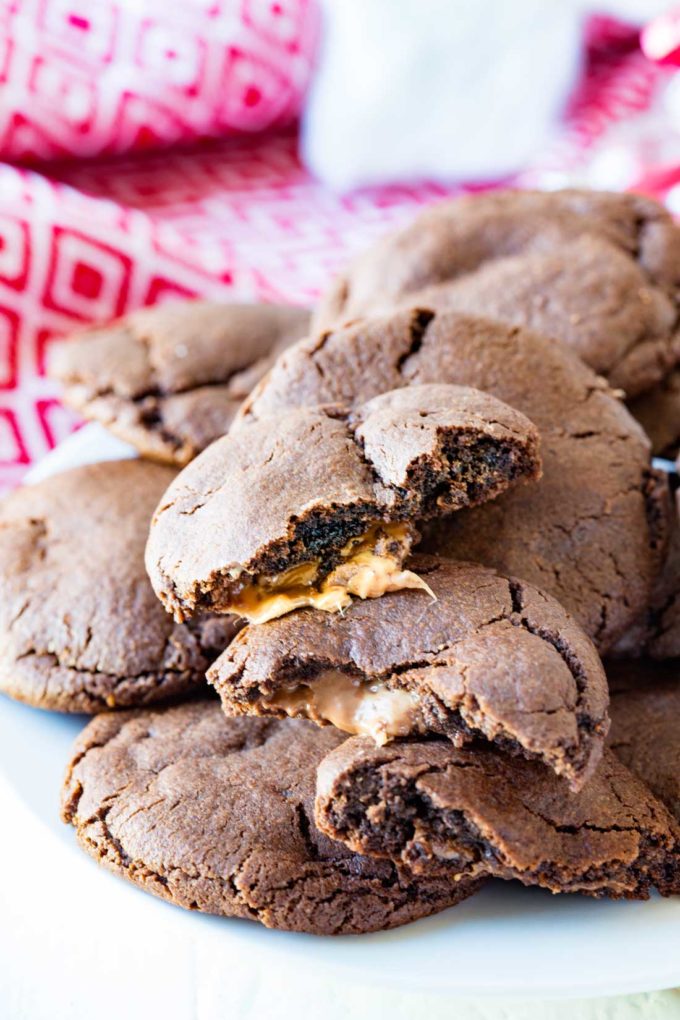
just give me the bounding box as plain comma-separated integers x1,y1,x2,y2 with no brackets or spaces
269,670,424,744
227,522,433,624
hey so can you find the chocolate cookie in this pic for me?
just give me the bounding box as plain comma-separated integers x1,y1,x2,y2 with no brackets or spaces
237,309,665,652
608,660,680,821
49,302,310,466
0,461,238,712
612,482,680,660
648,503,680,660
61,701,480,934
146,383,541,624
209,557,608,790
628,370,680,458
313,189,680,396
315,738,679,899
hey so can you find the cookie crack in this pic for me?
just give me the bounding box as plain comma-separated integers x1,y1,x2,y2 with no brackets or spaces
518,800,642,837
507,578,591,714
395,309,435,372
15,646,199,684
294,801,321,863
14,645,205,711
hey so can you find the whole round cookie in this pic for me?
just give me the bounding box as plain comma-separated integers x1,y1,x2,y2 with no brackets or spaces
316,738,679,899
238,309,666,652
49,302,310,466
313,189,680,396
61,701,480,934
147,383,541,624
608,660,680,821
0,461,238,712
210,557,609,791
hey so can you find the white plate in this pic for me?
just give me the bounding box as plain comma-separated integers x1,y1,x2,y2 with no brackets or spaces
1,423,679,1000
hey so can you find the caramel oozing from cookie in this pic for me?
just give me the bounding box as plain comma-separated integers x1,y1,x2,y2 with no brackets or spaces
226,523,434,625
269,670,425,744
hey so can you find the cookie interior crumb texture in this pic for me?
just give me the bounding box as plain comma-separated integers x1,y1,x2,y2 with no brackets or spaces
315,738,679,899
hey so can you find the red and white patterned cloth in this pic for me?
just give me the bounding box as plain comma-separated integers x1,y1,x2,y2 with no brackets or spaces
0,7,667,492
0,0,318,161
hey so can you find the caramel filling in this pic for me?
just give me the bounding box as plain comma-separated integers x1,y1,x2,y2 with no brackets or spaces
269,669,424,745
227,522,433,625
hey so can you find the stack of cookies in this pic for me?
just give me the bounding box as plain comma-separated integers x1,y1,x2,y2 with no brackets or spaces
2,189,679,935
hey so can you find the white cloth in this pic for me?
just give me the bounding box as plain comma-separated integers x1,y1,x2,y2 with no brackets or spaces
301,0,671,190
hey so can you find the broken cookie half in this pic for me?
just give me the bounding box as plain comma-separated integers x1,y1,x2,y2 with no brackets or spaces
209,558,608,789
315,738,679,899
146,384,541,625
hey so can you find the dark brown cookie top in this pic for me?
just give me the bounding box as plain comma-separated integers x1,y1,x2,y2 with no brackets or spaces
607,660,680,822
146,383,540,624
316,738,679,899
49,302,310,466
61,701,479,934
0,461,238,713
649,502,680,661
612,482,680,661
313,189,680,396
628,369,680,459
210,557,608,790
237,308,664,653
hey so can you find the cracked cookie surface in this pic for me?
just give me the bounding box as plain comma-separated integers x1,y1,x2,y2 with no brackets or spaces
0,461,238,712
49,301,310,466
209,557,608,790
645,478,680,660
146,383,540,624
612,478,680,660
61,701,481,934
237,308,664,652
608,659,680,822
313,189,680,396
315,738,679,899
